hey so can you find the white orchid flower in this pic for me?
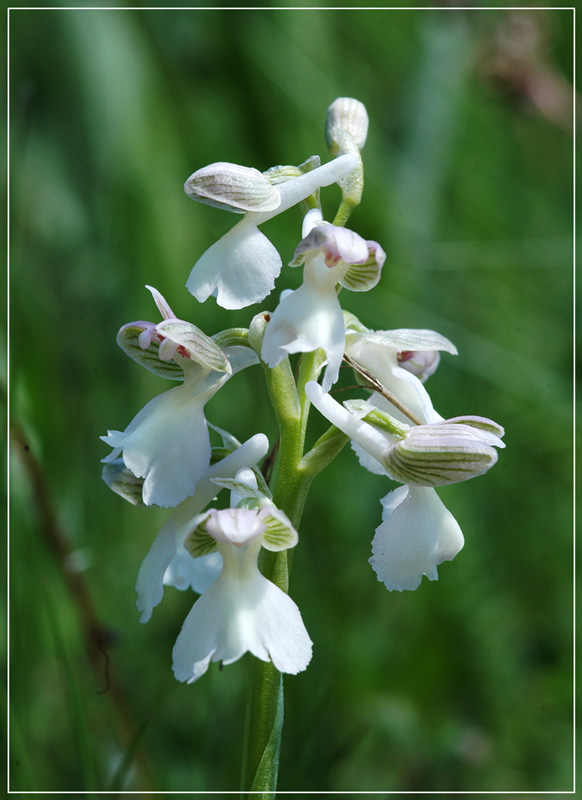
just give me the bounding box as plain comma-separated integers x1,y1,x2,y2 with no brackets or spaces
172,499,312,683
184,154,359,310
345,320,458,425
101,287,258,508
305,381,504,591
135,432,270,623
261,209,386,392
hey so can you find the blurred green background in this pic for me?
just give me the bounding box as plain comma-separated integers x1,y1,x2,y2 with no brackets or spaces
8,4,574,793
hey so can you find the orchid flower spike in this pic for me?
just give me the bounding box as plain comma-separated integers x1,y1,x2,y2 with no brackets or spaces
184,154,358,310
100,287,258,508
261,210,386,392
305,380,504,591
172,496,312,683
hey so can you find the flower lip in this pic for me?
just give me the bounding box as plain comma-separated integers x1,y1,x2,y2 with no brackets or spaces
397,350,441,382
172,500,312,682
370,485,465,591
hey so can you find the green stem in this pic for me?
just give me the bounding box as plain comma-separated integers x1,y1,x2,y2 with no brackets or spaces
240,658,284,799
333,196,357,227
240,348,324,797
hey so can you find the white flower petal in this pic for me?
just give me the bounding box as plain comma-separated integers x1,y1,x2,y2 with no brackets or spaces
102,341,255,508
353,328,457,356
345,336,441,424
258,506,299,552
257,580,313,674
305,381,396,472
223,345,259,374
370,485,464,591
204,507,266,546
145,285,177,320
102,382,212,508
302,207,324,237
350,440,388,476
261,274,345,392
185,154,359,311
172,549,312,683
156,319,231,374
340,241,385,292
136,518,183,623
398,350,441,382
292,223,369,267
186,217,282,309
164,548,223,594
184,162,281,212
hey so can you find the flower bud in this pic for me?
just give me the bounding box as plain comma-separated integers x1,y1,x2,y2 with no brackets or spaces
184,162,281,213
325,97,369,155
248,310,272,356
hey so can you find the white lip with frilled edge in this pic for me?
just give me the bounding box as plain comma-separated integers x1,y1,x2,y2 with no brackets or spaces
370,485,465,592
102,309,258,509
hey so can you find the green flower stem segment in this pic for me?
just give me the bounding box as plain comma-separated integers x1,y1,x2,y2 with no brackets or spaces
241,658,284,798
243,323,345,796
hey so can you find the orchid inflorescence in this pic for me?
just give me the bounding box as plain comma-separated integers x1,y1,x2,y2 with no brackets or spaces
101,97,504,685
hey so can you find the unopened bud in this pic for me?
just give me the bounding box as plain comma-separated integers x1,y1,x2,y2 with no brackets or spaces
248,311,271,356
184,162,281,213
325,97,369,156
